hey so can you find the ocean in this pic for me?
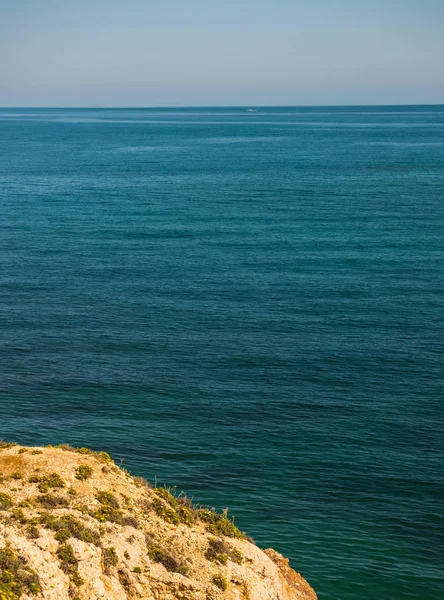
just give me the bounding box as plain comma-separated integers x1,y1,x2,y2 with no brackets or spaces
0,106,443,599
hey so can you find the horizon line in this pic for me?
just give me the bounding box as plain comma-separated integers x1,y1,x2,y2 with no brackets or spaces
1,103,443,110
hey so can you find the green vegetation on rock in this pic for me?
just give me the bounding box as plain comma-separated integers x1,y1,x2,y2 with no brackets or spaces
212,574,228,591
0,442,17,451
0,493,13,511
36,494,69,508
40,513,100,546
198,508,245,539
146,544,188,575
90,491,138,527
28,473,65,493
102,547,118,574
0,546,41,598
205,538,243,565
149,486,246,539
57,544,83,587
75,465,93,481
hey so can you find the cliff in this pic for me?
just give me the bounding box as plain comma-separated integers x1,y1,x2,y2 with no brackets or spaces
0,442,316,600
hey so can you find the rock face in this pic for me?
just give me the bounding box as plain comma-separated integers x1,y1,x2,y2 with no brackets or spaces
0,443,316,600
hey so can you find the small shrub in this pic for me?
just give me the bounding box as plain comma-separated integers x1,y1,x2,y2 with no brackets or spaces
146,544,163,562
90,494,138,526
36,494,68,508
132,476,152,489
0,442,17,450
74,448,113,464
102,547,118,574
0,585,19,600
96,491,119,509
212,575,228,591
57,543,77,567
153,487,195,526
205,538,243,565
40,513,100,546
206,538,228,559
18,449,28,454
0,545,41,597
31,450,43,455
78,527,100,545
75,465,93,481
11,509,27,524
120,493,131,507
120,515,139,528
57,543,83,585
90,505,120,523
0,493,13,511
26,526,40,540
216,552,228,565
9,473,22,480
55,529,71,543
71,572,84,587
32,473,65,493
155,488,192,510
153,487,176,504
198,508,245,539
133,566,142,573
231,547,243,564
146,545,188,575
152,497,180,525
176,505,194,526
91,506,120,523
91,491,122,523
96,451,113,463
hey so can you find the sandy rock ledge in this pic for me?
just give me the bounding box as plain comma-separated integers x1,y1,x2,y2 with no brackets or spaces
0,442,317,600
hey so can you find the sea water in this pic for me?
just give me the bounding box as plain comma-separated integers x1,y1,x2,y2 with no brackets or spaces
0,106,443,599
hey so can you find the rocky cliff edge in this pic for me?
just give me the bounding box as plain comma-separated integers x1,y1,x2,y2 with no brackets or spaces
0,442,316,600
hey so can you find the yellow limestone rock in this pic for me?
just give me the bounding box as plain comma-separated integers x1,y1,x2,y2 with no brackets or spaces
0,443,316,600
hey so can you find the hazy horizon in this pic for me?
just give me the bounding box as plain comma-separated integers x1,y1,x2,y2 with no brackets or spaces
2,0,443,107
1,103,444,109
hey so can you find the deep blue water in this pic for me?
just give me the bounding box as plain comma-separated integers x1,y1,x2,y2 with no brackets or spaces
1,106,443,599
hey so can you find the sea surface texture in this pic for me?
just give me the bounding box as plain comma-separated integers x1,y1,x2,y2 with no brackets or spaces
1,106,443,600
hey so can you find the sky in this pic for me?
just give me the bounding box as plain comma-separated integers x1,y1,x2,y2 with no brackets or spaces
1,0,443,106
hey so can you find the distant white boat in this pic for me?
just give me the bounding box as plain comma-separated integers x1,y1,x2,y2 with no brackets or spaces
246,108,257,112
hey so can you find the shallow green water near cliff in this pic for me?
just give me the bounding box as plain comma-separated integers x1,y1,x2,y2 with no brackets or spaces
1,106,443,599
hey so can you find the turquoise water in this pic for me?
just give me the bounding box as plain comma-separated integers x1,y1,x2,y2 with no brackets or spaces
1,106,443,599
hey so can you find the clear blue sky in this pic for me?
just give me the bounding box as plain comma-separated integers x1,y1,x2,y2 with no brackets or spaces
1,0,443,106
